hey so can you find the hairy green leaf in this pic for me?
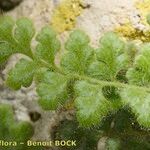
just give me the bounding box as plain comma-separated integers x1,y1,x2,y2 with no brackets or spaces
61,30,94,75
0,42,13,64
37,72,68,110
0,17,35,60
121,88,150,127
88,32,127,81
10,122,33,141
0,105,14,138
74,81,121,127
14,18,35,57
6,59,36,90
0,16,15,66
35,26,60,64
65,30,90,51
127,44,150,87
0,104,34,150
0,16,14,42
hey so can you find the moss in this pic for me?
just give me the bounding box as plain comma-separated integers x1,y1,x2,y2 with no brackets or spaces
51,0,83,33
115,0,150,42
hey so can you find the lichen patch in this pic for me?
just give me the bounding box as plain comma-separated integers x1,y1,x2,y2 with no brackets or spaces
115,0,150,42
135,0,150,25
51,0,83,33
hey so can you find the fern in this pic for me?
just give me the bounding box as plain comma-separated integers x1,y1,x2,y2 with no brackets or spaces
0,16,150,149
0,16,150,128
0,104,34,150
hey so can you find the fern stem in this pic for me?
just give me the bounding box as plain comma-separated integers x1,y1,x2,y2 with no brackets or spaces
57,65,150,92
39,59,150,92
72,73,150,92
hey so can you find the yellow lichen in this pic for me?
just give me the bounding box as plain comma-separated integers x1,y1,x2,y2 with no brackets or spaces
115,23,150,42
115,22,136,39
115,0,150,42
51,0,83,33
135,0,150,25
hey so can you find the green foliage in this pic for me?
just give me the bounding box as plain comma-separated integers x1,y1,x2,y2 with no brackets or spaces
61,30,94,75
0,16,150,149
0,104,34,150
120,136,150,150
74,81,121,126
37,71,68,110
35,26,60,65
0,16,14,42
126,43,150,87
87,32,127,81
6,59,36,90
100,109,150,150
14,18,35,57
106,138,121,150
53,119,101,150
0,16,34,60
121,88,150,127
